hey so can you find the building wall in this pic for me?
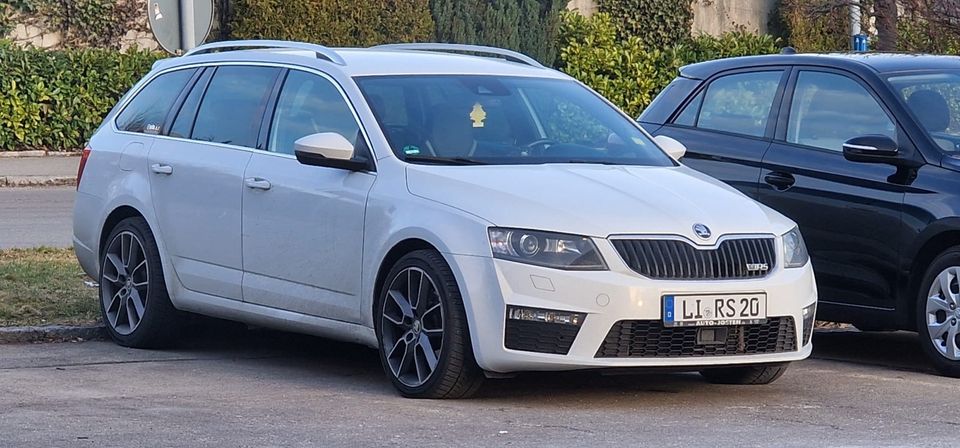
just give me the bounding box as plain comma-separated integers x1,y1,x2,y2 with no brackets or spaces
567,0,778,35
692,0,777,35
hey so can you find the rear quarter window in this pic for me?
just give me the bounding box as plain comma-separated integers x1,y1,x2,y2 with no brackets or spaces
675,70,782,138
115,68,196,134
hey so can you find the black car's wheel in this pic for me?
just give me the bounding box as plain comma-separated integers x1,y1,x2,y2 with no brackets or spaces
916,248,960,377
699,363,789,385
99,217,180,348
375,249,484,398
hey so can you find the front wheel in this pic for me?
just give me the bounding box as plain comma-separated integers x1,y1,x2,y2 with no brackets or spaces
917,248,960,377
375,249,484,398
699,363,789,385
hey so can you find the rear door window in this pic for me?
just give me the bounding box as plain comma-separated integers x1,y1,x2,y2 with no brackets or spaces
191,66,281,148
677,71,783,137
115,68,196,134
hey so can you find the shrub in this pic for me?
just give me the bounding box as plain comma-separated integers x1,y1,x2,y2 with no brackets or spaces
430,0,566,64
557,12,779,117
227,0,434,47
597,0,693,48
0,41,161,151
776,0,855,52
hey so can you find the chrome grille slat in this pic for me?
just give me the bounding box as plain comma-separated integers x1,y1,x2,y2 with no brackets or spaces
613,237,776,280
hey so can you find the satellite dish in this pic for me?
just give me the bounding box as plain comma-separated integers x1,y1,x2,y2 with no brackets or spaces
148,0,214,54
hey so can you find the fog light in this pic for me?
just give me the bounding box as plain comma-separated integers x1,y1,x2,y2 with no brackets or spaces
802,302,817,346
507,306,584,326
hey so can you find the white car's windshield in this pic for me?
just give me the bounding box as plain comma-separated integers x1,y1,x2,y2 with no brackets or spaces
888,71,960,152
356,75,674,166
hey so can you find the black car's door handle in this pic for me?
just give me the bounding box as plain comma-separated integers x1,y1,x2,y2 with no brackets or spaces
764,172,796,190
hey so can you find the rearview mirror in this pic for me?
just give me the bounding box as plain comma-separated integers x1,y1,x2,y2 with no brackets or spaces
842,135,900,165
294,132,369,171
654,135,687,160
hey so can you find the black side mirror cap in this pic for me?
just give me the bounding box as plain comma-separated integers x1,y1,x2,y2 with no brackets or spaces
295,149,371,171
842,135,903,165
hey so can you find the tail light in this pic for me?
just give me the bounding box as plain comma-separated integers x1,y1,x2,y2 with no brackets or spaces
76,146,91,190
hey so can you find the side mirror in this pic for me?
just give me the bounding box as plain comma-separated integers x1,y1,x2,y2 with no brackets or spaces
294,132,369,171
654,135,687,160
842,135,901,165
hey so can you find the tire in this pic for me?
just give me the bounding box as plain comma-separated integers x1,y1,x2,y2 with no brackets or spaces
99,216,180,348
916,247,960,378
699,363,789,385
374,249,484,398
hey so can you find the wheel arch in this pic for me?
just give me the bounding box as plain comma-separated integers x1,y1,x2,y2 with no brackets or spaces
99,205,146,254
372,238,438,319
904,223,960,327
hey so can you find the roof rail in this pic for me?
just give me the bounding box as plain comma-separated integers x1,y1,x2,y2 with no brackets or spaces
183,40,346,66
373,43,545,69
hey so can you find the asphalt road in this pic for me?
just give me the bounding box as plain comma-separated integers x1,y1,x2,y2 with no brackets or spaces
1,326,956,447
0,186,74,249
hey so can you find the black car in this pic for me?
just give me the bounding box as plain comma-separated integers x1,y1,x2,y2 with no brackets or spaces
640,52,960,376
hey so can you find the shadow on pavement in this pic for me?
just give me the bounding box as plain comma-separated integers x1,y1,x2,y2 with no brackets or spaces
162,318,948,399
811,329,937,374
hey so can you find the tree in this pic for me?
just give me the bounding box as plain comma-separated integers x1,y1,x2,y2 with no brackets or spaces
875,0,898,51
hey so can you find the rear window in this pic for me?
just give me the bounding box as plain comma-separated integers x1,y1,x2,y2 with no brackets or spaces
115,68,196,134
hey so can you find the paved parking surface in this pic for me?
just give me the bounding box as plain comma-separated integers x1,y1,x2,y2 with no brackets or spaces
1,325,956,447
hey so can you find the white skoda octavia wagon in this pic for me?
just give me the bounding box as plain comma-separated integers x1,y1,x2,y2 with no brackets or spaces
73,40,817,398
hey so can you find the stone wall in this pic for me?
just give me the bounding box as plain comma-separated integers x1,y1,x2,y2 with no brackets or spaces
4,6,159,51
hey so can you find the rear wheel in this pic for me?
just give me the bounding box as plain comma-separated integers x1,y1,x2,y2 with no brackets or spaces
99,217,180,348
699,363,789,385
917,248,960,377
375,249,483,398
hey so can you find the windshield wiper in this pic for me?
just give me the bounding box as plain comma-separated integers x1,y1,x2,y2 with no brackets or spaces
403,155,488,165
560,159,621,165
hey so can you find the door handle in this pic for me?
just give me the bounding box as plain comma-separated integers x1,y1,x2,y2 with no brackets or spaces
244,177,272,191
764,172,796,191
150,163,173,175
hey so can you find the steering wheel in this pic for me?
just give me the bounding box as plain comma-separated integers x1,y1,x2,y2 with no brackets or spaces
523,138,558,155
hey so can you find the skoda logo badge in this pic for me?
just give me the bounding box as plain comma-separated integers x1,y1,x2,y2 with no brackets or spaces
693,223,711,239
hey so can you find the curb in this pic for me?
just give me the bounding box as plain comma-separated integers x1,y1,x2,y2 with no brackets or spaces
0,150,82,158
0,176,76,188
0,324,106,344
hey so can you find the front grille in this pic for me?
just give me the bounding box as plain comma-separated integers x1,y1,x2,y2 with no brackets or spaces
505,320,580,355
595,317,797,358
612,237,776,280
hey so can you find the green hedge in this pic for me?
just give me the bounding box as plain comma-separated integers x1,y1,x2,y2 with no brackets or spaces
558,12,779,117
228,0,434,46
0,41,161,151
430,0,566,64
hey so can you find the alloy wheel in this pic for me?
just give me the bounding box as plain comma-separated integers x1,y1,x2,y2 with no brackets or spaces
926,266,960,360
101,231,149,335
380,267,445,388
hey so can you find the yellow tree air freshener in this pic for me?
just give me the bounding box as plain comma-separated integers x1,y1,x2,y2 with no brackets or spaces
470,102,487,128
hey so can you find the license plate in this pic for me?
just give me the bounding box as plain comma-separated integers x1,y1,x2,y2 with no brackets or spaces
663,294,767,327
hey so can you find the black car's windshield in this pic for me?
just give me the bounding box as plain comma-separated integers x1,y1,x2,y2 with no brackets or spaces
355,75,674,166
888,72,960,152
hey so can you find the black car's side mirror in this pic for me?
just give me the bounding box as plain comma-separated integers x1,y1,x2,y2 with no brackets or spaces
842,135,901,164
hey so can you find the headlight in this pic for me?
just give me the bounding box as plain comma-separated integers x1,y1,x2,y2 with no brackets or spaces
782,226,809,268
488,228,607,270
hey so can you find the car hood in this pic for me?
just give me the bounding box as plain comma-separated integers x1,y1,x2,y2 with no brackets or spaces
405,164,794,242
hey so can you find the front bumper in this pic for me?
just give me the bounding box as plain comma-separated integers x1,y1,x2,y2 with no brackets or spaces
449,252,817,373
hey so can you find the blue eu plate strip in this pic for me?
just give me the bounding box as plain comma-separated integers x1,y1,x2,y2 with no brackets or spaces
663,295,675,323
